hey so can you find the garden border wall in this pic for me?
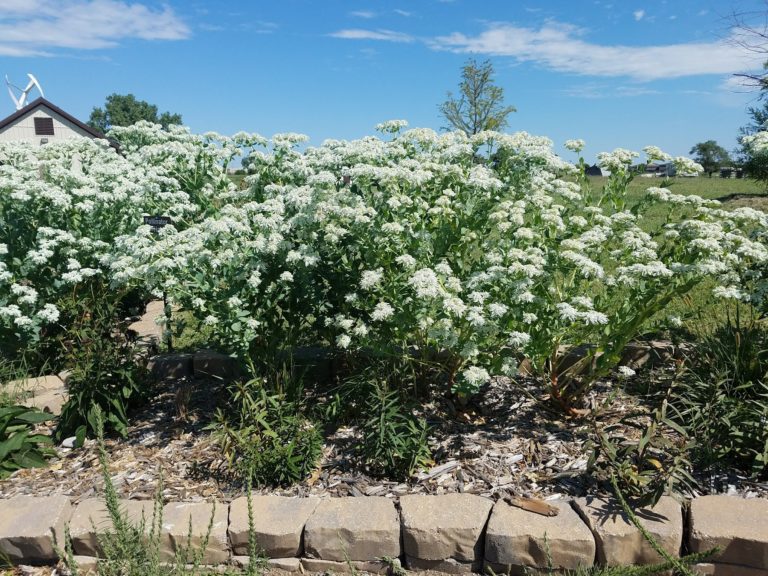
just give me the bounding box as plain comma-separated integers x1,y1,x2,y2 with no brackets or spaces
0,493,765,574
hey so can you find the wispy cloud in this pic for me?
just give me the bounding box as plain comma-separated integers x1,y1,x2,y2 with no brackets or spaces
633,9,645,22
394,9,412,17
330,28,414,43
350,10,376,19
564,83,660,99
430,21,763,81
0,0,189,57
242,20,279,34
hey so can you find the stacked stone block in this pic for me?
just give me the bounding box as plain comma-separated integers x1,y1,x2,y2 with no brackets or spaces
0,493,765,572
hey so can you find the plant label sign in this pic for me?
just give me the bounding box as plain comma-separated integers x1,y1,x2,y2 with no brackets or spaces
143,215,172,234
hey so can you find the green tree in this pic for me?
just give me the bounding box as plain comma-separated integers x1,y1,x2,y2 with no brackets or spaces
439,58,516,135
88,93,182,133
689,140,731,178
738,100,768,184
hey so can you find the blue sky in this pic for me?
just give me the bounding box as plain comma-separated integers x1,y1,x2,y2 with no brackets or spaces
2,0,768,162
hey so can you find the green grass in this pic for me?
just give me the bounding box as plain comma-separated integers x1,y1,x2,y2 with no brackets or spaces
612,174,765,200
589,175,767,337
589,175,767,234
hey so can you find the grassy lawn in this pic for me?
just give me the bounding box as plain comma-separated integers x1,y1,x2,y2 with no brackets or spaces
591,174,767,230
610,174,765,200
589,175,766,337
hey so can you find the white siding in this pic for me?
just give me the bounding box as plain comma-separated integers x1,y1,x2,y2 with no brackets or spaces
0,106,95,145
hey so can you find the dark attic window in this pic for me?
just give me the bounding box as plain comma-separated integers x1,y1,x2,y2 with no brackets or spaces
34,117,55,136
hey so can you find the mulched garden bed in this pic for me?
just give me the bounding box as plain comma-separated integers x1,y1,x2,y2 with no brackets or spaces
2,360,766,504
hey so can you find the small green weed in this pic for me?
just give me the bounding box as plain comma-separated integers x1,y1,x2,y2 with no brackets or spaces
587,386,696,508
208,378,323,487
60,405,224,576
360,381,431,479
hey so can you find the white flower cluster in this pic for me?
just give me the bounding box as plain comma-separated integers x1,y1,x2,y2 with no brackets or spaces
4,122,766,400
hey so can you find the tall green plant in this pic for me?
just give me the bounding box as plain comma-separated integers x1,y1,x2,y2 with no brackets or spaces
208,378,323,487
671,313,768,477
55,280,148,441
61,405,219,576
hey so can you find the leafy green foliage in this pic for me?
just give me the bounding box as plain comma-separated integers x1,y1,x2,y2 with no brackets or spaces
360,383,431,478
0,405,54,479
689,140,731,178
88,93,182,133
332,361,431,479
738,100,768,186
439,58,516,135
671,315,768,477
55,281,148,441
209,378,323,487
588,388,696,507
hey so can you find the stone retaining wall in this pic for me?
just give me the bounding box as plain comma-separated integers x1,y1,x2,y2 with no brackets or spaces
0,494,765,574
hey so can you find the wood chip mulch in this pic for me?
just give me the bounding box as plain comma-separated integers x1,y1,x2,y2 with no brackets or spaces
2,366,766,504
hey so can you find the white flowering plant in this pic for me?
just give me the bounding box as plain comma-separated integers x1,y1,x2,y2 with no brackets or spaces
104,122,768,412
0,138,141,355
4,120,767,416
0,124,263,362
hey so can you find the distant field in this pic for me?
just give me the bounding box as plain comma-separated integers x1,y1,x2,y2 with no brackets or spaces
584,175,768,235
588,175,767,336
590,174,766,203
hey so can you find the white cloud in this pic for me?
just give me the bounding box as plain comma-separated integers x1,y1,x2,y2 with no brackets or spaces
564,83,660,99
633,10,645,22
330,29,414,43
0,0,189,56
350,10,376,19
394,9,412,17
430,21,764,81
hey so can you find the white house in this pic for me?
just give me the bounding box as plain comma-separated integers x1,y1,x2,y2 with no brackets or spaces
0,97,104,146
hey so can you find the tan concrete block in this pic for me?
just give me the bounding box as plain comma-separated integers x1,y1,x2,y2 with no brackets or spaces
690,496,768,569
72,555,99,574
485,500,595,570
26,389,67,414
69,498,156,556
400,494,493,562
300,558,389,574
574,496,682,566
7,375,66,394
268,557,302,572
0,495,72,563
228,495,319,557
4,375,67,413
161,502,229,564
406,556,481,574
693,563,768,576
303,498,400,561
147,354,193,381
193,349,240,380
231,556,302,572
128,319,163,343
